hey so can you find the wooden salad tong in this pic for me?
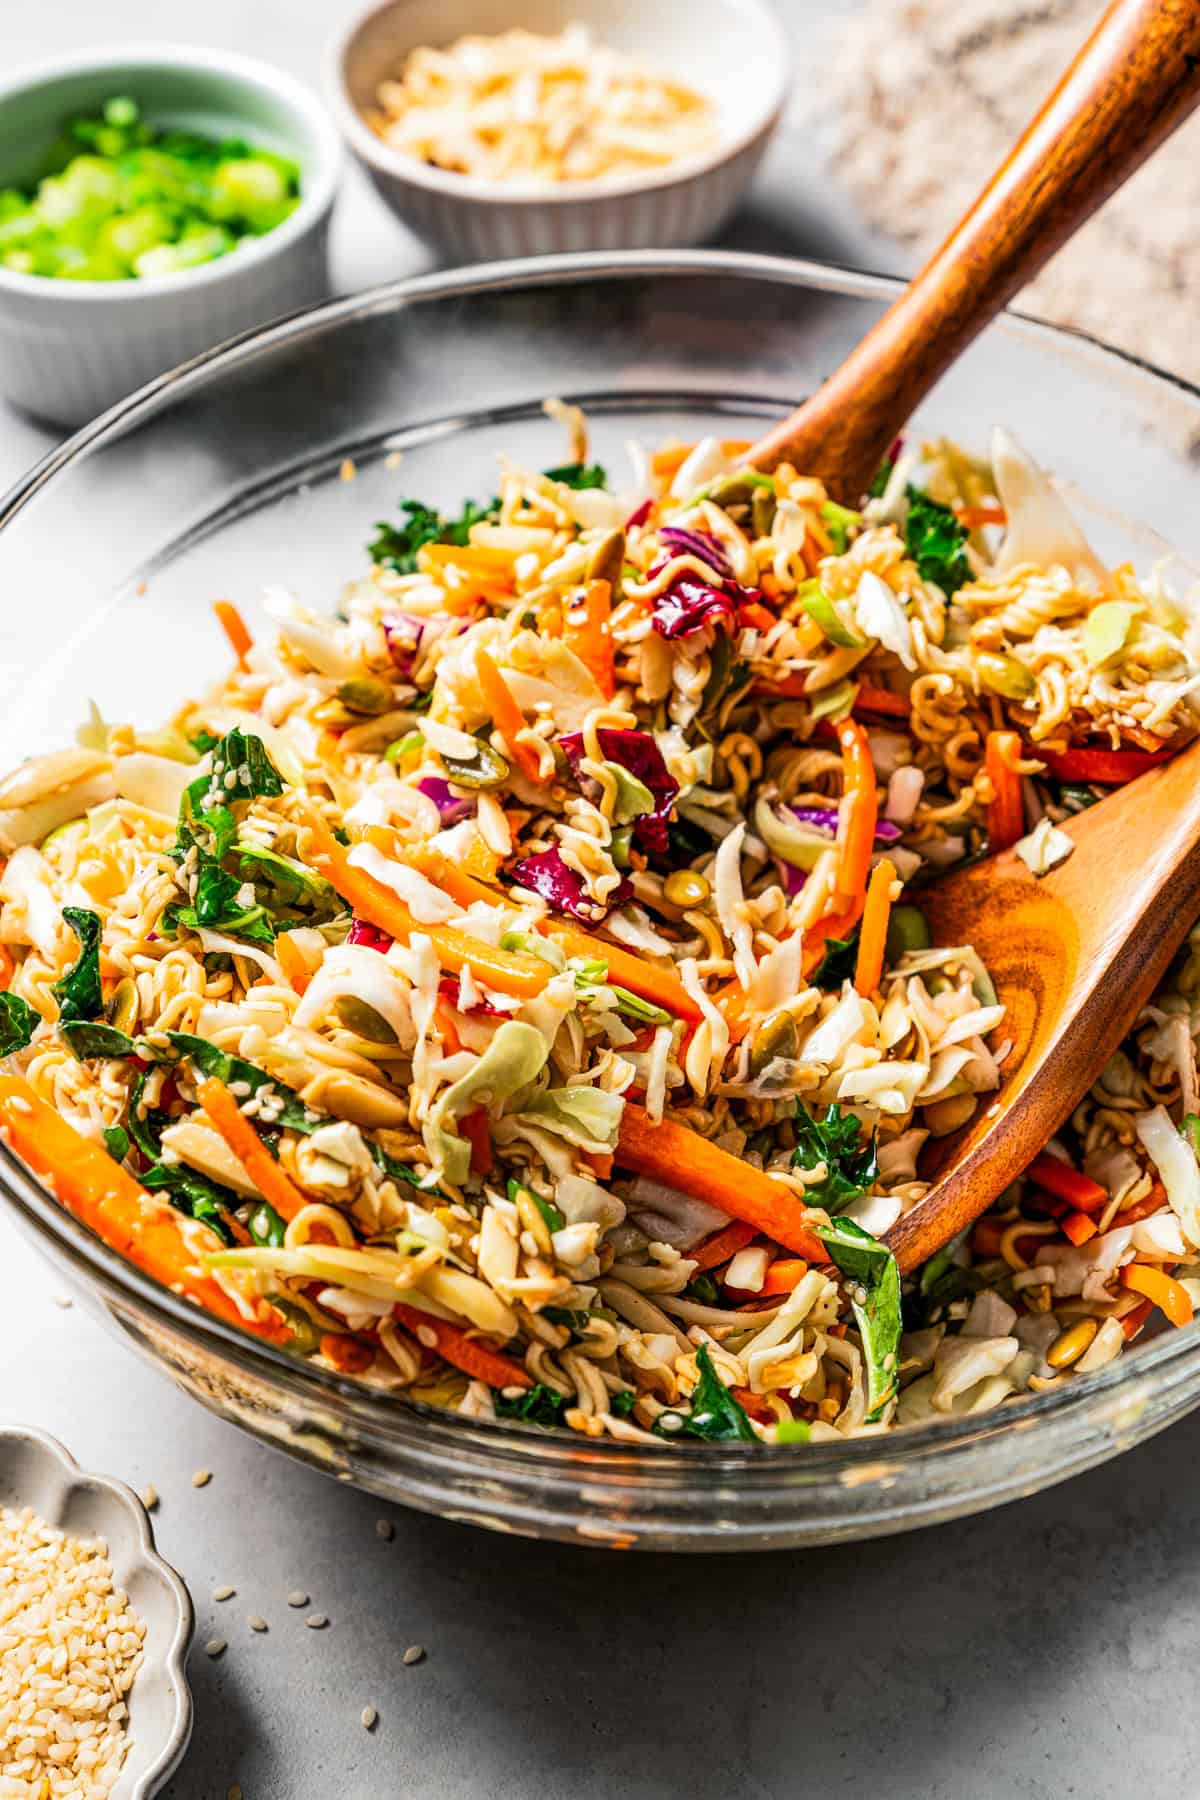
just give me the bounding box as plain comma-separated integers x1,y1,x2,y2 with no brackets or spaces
745,0,1200,1271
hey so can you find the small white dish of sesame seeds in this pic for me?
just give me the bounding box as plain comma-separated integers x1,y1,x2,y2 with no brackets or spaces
0,1426,193,1799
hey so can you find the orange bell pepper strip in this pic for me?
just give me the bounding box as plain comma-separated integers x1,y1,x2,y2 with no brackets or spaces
954,504,1007,529
854,857,897,997
274,932,312,996
460,1106,493,1178
0,1074,287,1342
392,1302,532,1390
565,579,614,699
197,1077,310,1224
321,1332,376,1374
985,729,1025,852
474,648,545,784
617,1105,826,1261
1114,1181,1170,1227
1026,1152,1108,1213
834,718,877,908
298,807,551,1000
213,599,253,669
0,945,13,990
853,684,911,719
1120,1262,1195,1328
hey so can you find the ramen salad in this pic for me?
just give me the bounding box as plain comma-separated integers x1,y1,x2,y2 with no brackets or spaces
4,410,1200,1447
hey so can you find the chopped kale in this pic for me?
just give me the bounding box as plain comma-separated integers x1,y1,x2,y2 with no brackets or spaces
102,1123,131,1163
51,908,103,1025
811,926,860,991
494,1383,569,1429
673,1343,758,1443
369,494,501,573
791,1103,879,1209
543,461,608,490
0,992,39,1057
59,1021,138,1060
904,487,970,597
207,727,285,802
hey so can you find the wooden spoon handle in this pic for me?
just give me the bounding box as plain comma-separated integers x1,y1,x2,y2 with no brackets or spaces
748,0,1200,499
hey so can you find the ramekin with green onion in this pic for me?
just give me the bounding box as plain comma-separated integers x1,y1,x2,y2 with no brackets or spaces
0,46,341,428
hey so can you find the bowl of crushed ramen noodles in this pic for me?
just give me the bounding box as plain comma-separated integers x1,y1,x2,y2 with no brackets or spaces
4,251,1200,1550
327,0,791,258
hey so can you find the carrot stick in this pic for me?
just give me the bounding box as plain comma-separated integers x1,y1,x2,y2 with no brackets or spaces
274,932,311,996
617,1105,826,1260
1026,1152,1108,1213
1121,1262,1195,1328
566,579,614,698
299,807,551,1000
197,1076,309,1223
1121,1298,1154,1339
1060,1210,1098,1247
0,1074,287,1341
213,599,253,669
321,1332,375,1374
834,719,877,908
404,844,702,1022
690,1220,758,1271
739,600,777,635
418,543,516,575
761,1257,810,1295
955,504,1007,529
474,648,544,783
0,945,12,990
854,857,897,996
542,921,702,1024
854,684,911,719
1114,1181,1170,1227
460,1107,492,1177
985,729,1025,852
392,1301,532,1390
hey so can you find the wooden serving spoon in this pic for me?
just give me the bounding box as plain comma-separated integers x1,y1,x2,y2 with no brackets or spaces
742,0,1200,1271
747,0,1200,502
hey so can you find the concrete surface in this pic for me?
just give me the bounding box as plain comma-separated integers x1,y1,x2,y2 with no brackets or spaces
2,5,1195,1798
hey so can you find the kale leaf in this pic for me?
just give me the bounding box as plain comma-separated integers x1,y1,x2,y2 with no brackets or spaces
494,1383,570,1429
165,1033,317,1133
51,908,103,1025
814,1217,902,1421
791,1103,879,1208
207,727,285,802
59,1021,138,1060
103,1123,131,1163
811,926,860,991
369,494,501,573
0,992,39,1057
677,1343,758,1443
543,461,608,490
123,1067,236,1244
248,1201,286,1247
904,487,970,597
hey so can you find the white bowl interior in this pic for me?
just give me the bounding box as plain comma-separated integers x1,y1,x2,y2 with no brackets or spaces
340,0,787,178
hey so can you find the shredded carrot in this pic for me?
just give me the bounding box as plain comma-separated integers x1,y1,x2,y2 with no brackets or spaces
197,1076,310,1223
321,1332,375,1374
802,898,865,979
565,579,615,699
1115,1181,1170,1227
690,1220,758,1271
834,718,877,907
1026,1152,1108,1213
299,806,550,999
854,857,897,996
617,1106,826,1261
985,729,1025,851
739,600,777,634
0,1074,288,1341
213,599,253,669
1121,1262,1195,1327
854,684,911,719
474,647,544,784
274,932,311,996
759,572,784,601
1121,1298,1154,1339
435,1001,463,1055
761,1258,810,1295
955,504,1007,529
649,439,752,479
1060,1210,1098,1247
732,1387,775,1423
460,1107,493,1178
0,944,12,990
392,1302,532,1390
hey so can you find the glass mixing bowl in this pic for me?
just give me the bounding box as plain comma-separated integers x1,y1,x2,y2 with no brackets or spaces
4,251,1200,1551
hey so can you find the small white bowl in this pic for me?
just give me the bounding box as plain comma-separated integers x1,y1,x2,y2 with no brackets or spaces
0,46,342,429
0,1426,193,1798
328,0,791,261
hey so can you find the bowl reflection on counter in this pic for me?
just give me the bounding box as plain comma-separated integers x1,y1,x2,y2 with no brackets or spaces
2,251,1199,1549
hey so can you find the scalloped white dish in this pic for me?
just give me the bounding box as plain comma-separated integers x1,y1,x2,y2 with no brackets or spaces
0,1427,193,1798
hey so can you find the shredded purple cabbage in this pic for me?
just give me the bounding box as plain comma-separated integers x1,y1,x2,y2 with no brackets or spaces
511,847,632,923
657,526,734,580
347,919,394,953
417,776,477,825
558,727,679,855
775,859,809,898
625,498,653,531
382,613,425,677
787,803,902,844
651,572,738,641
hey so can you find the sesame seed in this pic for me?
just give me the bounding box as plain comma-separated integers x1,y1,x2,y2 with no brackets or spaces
305,1613,329,1629
287,1590,309,1608
213,1585,236,1602
361,1706,378,1730
140,1484,159,1511
53,1294,73,1308
247,1615,268,1633
205,1638,227,1658
375,1518,394,1541
403,1644,425,1666
192,1469,212,1488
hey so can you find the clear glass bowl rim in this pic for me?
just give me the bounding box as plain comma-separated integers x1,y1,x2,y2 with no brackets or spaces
4,247,1200,1533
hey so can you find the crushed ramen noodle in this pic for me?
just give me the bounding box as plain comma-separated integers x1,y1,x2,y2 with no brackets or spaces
367,26,719,183
3,414,1200,1446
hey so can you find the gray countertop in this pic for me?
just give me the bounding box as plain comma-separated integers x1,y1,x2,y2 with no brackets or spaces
3,6,1196,1798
